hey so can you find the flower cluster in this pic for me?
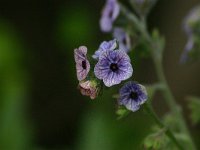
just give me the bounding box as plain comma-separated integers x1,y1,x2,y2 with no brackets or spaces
74,40,147,111
73,1,199,149
74,0,148,112
74,40,133,86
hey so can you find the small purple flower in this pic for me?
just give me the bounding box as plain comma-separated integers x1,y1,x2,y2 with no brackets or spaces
119,81,147,112
113,28,131,52
92,39,117,59
94,50,133,87
74,46,90,81
100,0,120,32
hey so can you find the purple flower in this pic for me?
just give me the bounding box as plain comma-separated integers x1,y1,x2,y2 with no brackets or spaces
100,0,120,32
118,81,147,112
181,6,200,62
181,36,194,62
74,46,90,81
94,50,133,87
183,5,200,36
113,28,131,52
92,39,117,59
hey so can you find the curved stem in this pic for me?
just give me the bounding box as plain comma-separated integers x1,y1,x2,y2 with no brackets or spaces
141,18,196,150
152,55,196,150
119,3,196,150
144,103,184,150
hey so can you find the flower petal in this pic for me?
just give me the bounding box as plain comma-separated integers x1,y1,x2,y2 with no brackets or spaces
118,81,148,112
74,46,90,81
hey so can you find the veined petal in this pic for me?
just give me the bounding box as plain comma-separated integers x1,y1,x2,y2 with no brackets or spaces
94,49,133,87
118,81,148,112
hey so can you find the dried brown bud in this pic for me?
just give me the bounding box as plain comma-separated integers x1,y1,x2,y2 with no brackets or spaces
78,80,99,99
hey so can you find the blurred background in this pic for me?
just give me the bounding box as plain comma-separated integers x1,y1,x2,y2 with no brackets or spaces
0,0,199,149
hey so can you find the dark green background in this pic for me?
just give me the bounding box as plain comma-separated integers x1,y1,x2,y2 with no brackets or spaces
0,0,199,149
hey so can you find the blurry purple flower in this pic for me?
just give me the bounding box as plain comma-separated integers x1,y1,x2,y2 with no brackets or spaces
118,81,147,112
74,46,90,81
113,28,131,52
92,39,117,59
94,50,133,87
181,6,200,62
100,0,120,32
78,80,99,99
181,36,194,62
183,5,200,36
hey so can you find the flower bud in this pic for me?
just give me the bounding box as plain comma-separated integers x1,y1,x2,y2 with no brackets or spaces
78,80,100,99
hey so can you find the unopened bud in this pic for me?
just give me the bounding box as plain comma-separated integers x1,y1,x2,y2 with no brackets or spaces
78,80,100,99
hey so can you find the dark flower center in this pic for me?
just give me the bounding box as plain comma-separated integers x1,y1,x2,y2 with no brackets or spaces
109,10,113,18
122,37,127,45
82,60,87,69
110,63,118,72
130,92,138,100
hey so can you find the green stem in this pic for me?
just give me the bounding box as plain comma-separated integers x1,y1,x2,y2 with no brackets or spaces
152,55,196,150
141,18,196,150
144,103,184,150
119,3,196,150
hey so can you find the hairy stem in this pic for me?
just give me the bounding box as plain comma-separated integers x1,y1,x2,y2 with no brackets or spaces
144,103,184,150
151,54,196,150
120,3,196,150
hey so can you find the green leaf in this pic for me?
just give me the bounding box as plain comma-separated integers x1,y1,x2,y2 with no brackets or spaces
143,128,184,150
112,94,131,120
151,29,165,60
143,128,169,150
116,106,131,120
187,96,200,124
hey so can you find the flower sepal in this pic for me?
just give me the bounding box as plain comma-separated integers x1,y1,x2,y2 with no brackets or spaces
78,79,102,100
116,105,131,120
